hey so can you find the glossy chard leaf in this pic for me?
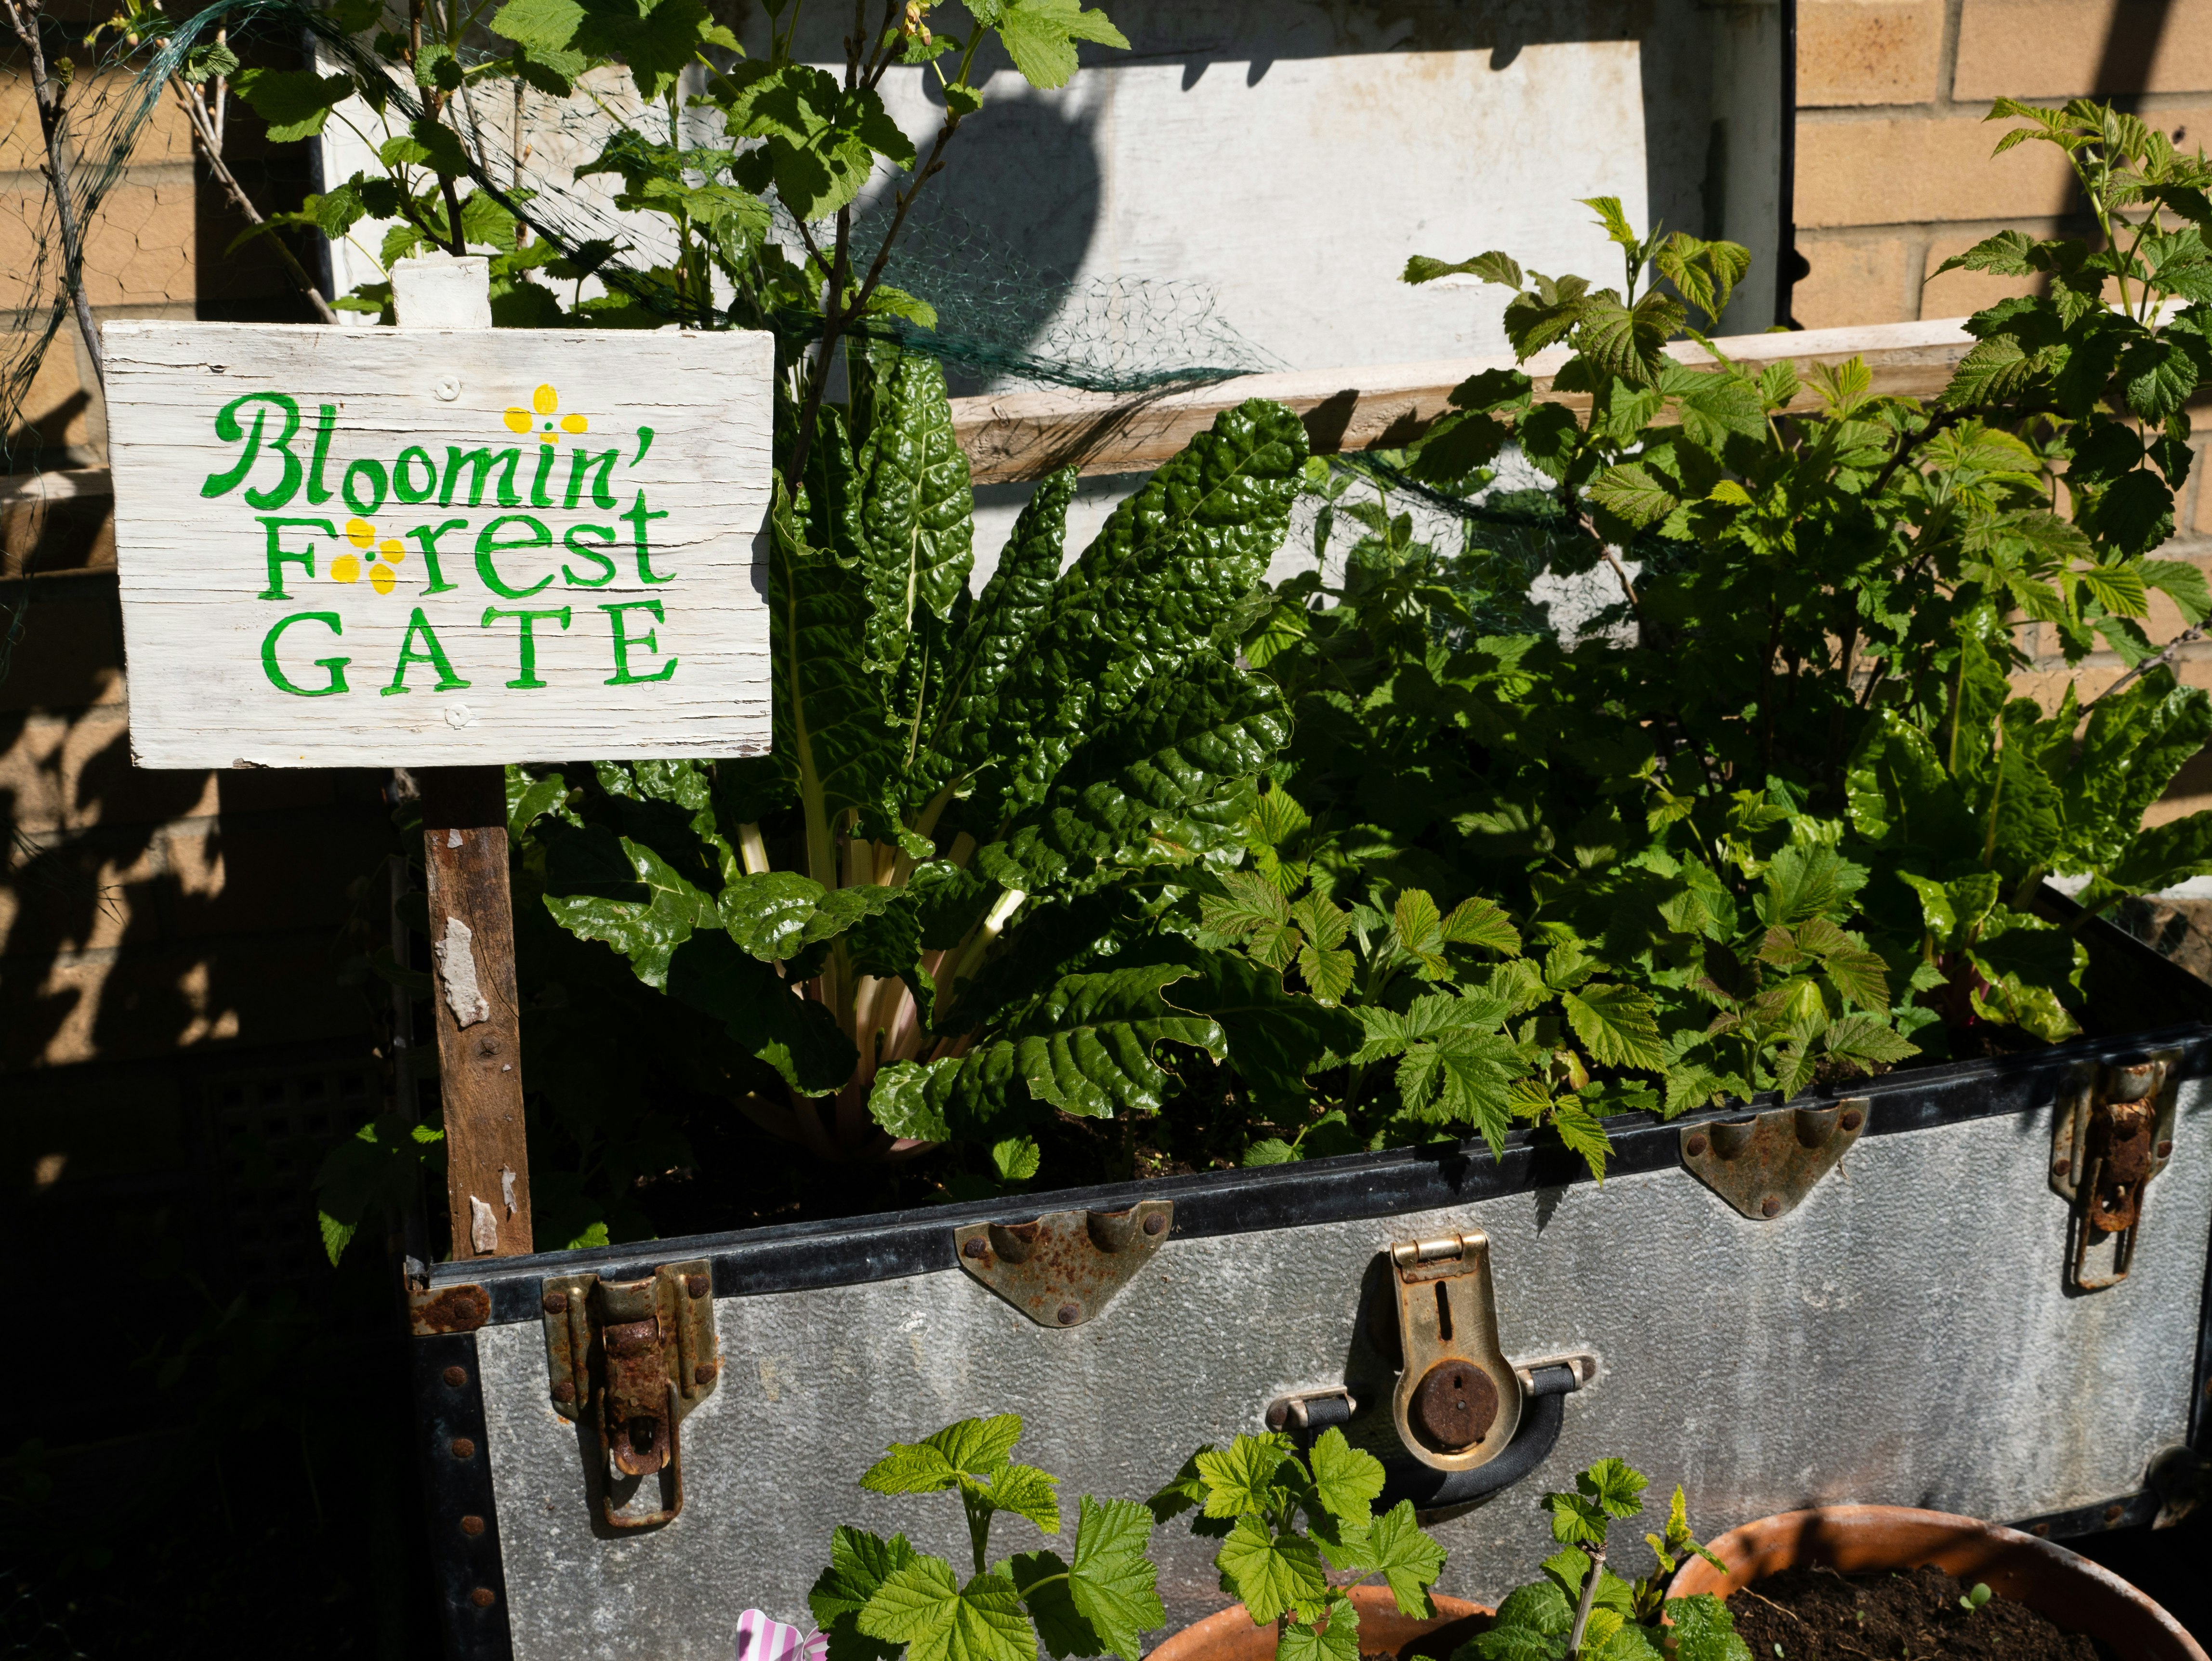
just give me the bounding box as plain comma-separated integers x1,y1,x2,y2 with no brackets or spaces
718,871,901,962
2064,667,2212,869
871,964,1223,1139
994,399,1309,814
541,827,717,988
983,650,1291,895
1161,949,1363,1112
772,478,897,881
855,345,974,678
918,466,1079,811
666,931,858,1096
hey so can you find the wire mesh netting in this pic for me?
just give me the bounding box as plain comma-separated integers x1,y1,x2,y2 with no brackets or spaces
0,0,1608,675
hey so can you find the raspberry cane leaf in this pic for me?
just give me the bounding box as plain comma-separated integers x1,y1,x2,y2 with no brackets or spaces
1289,892,1356,1003
1305,1428,1385,1523
1195,1434,1294,1518
1011,1551,1094,1660
1351,1501,1445,1618
1277,1596,1361,1661
1214,1515,1326,1625
1662,1595,1750,1661
811,1527,920,1661
857,1557,1033,1661
1066,1496,1165,1661
991,0,1130,91
1561,982,1668,1069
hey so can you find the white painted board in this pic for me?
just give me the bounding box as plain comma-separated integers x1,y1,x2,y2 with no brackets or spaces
100,322,773,769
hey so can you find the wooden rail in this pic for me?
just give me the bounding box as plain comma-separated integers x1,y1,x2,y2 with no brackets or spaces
947,316,1981,486
1,319,1982,500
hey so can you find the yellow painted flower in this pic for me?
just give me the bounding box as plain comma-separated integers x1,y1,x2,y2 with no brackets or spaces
335,518,404,593
503,383,590,445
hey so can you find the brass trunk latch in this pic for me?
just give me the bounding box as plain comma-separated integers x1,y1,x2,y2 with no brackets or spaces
540,1258,719,1528
2052,1054,2180,1291
1387,1232,1524,1474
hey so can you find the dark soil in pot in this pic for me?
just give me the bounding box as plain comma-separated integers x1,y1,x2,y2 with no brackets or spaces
1727,1564,2100,1661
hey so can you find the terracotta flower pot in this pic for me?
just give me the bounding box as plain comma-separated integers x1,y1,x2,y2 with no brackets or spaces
1147,1586,1492,1661
1667,1504,2208,1661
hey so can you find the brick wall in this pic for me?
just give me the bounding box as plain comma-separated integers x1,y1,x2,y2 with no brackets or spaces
1795,0,2212,821
1793,0,2212,326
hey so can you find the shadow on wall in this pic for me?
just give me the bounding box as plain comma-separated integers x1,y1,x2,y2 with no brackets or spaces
750,0,1744,375
0,559,390,1151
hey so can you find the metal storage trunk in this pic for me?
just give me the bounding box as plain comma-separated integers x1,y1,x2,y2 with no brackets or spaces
411,910,2212,1661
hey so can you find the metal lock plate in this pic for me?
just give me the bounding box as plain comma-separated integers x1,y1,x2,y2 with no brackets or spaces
2051,1052,2181,1291
539,1258,718,1529
1388,1231,1524,1473
1680,1099,1867,1220
953,1201,1171,1327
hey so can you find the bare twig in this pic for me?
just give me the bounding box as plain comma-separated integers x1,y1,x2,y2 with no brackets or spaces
1563,1546,1606,1661
2082,625,2206,712
174,81,339,324
3,0,103,388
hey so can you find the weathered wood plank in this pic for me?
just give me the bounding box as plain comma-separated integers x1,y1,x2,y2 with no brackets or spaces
947,316,1981,485
99,320,775,769
420,765,534,1259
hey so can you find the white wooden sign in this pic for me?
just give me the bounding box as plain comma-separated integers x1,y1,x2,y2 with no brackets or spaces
101,321,773,768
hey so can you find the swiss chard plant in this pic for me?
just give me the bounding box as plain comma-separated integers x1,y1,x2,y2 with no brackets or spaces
516,361,1334,1179
1149,1429,1446,1661
810,1413,1163,1661
1462,1458,1748,1661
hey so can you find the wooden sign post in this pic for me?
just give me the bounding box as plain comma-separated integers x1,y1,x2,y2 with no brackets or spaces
100,261,774,1260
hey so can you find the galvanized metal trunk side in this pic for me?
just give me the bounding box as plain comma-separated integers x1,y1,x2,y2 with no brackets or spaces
456,1073,2212,1661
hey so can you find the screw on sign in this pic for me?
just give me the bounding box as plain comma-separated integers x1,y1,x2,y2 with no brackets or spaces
96,253,775,1261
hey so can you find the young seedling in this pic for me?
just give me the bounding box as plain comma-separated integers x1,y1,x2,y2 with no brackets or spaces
1150,1428,1447,1661
1464,1458,1751,1661
808,1414,1165,1661
1958,1582,1993,1615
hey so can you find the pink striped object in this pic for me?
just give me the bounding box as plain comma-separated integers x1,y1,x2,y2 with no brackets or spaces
734,1610,828,1661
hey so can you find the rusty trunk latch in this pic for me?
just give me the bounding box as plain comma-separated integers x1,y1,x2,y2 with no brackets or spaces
539,1258,719,1529
2052,1053,2181,1291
